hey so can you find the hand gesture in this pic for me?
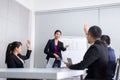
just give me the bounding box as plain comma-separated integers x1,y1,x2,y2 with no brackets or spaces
64,45,69,49
26,40,31,50
64,62,72,68
53,53,59,59
84,24,89,35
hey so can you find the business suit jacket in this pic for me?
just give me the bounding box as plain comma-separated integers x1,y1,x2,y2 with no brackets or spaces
6,50,32,68
44,39,66,60
107,47,116,79
6,50,32,80
69,40,108,80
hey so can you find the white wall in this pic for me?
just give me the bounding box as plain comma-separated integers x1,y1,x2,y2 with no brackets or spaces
0,0,30,68
100,6,120,57
0,0,31,79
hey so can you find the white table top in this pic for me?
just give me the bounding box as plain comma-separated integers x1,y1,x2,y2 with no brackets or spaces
0,68,86,79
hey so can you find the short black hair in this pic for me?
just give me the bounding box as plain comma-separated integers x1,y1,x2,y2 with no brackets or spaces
54,30,62,35
101,35,111,45
88,25,102,38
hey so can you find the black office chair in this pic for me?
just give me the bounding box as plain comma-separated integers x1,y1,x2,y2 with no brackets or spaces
113,57,120,80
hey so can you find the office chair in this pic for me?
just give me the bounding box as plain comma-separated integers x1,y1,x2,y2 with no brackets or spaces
114,57,120,80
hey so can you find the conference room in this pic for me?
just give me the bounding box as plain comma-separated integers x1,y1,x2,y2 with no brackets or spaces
0,0,120,80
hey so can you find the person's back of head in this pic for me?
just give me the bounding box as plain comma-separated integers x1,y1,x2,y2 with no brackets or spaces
87,25,102,44
101,35,111,46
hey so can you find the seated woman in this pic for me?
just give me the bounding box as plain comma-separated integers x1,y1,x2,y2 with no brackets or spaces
5,40,32,80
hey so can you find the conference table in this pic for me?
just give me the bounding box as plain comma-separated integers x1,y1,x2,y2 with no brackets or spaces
0,68,86,80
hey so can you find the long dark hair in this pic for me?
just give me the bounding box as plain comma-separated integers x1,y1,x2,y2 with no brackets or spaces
5,41,22,63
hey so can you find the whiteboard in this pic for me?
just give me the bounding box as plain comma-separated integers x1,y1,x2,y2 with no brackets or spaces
59,36,87,67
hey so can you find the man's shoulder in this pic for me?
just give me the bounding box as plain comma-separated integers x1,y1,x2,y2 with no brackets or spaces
108,47,115,53
108,47,114,50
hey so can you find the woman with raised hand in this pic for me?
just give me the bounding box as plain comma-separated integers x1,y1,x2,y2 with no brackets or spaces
5,40,32,80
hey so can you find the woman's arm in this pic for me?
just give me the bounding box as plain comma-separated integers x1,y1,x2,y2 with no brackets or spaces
18,50,32,60
44,40,51,55
18,40,32,60
44,40,59,58
65,46,99,70
61,42,69,51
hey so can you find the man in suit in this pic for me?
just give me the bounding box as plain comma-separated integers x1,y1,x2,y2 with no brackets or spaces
65,25,108,80
101,35,116,80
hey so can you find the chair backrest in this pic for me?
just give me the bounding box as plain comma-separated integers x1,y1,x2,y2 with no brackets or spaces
114,57,120,80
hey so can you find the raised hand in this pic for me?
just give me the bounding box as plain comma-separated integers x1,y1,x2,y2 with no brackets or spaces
84,24,89,35
26,40,31,50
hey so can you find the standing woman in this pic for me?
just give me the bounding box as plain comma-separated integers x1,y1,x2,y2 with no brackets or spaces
44,30,68,68
5,40,32,80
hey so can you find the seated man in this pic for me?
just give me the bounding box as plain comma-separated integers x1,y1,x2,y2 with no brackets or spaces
65,25,108,80
101,35,116,80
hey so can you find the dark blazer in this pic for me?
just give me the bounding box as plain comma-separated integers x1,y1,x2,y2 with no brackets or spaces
44,39,66,60
69,40,108,80
6,50,32,68
107,47,116,79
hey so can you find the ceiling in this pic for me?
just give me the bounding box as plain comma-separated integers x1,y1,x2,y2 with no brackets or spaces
15,0,120,11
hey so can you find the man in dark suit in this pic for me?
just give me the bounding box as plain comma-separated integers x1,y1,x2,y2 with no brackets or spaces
101,35,116,80
65,25,108,80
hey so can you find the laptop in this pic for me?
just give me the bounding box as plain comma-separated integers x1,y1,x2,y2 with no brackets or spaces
46,58,55,68
67,58,73,64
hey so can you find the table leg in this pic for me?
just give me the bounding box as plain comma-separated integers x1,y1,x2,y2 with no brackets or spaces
80,75,84,80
